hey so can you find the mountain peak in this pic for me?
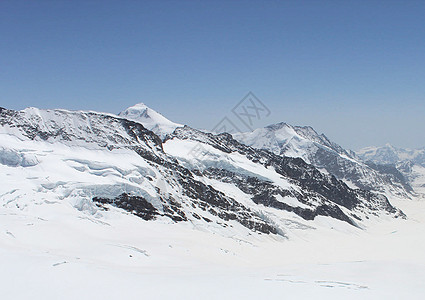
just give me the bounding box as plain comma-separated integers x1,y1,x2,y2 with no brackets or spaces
234,121,348,159
119,103,182,139
265,122,290,130
128,102,149,109
384,143,398,150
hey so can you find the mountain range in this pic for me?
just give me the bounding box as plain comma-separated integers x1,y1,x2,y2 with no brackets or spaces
357,144,425,196
1,103,419,240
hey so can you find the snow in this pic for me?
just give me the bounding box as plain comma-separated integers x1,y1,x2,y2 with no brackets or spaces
0,133,165,213
274,194,311,209
163,138,294,190
411,164,425,195
119,103,183,139
233,124,312,160
357,144,425,166
233,123,365,168
2,192,425,299
0,147,39,167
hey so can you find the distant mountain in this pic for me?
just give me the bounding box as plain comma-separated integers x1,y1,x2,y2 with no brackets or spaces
119,103,183,139
233,122,351,160
357,144,425,195
233,122,413,198
357,144,425,167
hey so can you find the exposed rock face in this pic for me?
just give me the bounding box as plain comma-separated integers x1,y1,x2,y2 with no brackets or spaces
94,194,160,221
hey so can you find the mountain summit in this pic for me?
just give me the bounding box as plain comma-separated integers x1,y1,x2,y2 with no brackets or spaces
233,122,350,160
234,122,413,197
119,103,182,139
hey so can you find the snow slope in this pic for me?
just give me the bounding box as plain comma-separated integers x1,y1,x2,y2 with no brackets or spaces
1,188,425,299
119,103,183,139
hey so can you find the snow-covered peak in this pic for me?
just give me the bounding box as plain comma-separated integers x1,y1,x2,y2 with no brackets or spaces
119,103,182,139
233,121,414,197
233,122,349,160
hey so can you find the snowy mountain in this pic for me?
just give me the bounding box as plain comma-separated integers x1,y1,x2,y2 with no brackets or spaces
118,103,183,139
233,122,413,198
357,144,425,167
0,105,406,242
357,144,425,195
4,104,425,299
233,122,350,160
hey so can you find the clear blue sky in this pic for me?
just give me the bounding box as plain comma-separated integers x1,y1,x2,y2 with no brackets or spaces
1,0,424,150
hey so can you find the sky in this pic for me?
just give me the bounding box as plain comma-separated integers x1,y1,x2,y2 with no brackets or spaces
1,0,424,150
